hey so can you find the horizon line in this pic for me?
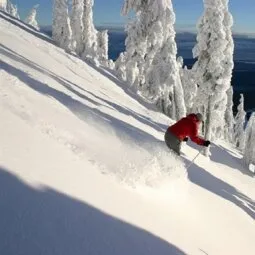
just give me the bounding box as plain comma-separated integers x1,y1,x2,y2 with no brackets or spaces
39,24,255,38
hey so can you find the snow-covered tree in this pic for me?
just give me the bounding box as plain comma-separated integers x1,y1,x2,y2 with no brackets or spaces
70,0,107,65
25,4,39,30
178,57,197,114
234,94,246,151
121,0,185,120
147,36,186,120
224,86,235,142
222,0,234,87
6,1,19,19
52,0,72,51
0,0,7,11
81,0,98,62
125,55,139,86
70,0,84,55
121,0,162,89
144,1,186,120
218,0,235,140
212,95,228,139
107,59,115,70
243,113,255,168
192,0,234,155
115,52,127,81
97,30,109,64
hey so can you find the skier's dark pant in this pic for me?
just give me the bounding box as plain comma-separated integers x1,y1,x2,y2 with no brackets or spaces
164,130,181,156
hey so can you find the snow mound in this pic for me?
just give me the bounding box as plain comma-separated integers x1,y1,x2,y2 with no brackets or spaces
99,141,187,189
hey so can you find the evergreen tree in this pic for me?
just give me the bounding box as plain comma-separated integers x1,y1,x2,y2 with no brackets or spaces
178,57,197,114
121,0,150,89
7,0,19,19
243,113,255,168
115,52,127,81
234,94,246,151
70,0,84,55
25,4,39,30
192,0,234,155
144,0,186,120
224,87,235,143
97,30,109,65
121,0,185,119
81,0,98,63
212,0,234,140
52,0,72,51
0,0,7,11
122,1,176,89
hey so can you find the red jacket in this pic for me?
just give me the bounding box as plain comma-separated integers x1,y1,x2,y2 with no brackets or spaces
167,114,205,145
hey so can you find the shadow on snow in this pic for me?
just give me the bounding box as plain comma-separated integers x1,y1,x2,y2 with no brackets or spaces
186,161,255,220
0,167,186,255
210,144,254,177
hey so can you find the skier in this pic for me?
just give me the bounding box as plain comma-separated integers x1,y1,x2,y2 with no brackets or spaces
164,113,211,155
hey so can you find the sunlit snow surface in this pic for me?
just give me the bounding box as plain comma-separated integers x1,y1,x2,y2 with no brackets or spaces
1,11,255,255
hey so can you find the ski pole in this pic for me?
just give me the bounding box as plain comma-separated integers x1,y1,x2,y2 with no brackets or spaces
186,149,203,170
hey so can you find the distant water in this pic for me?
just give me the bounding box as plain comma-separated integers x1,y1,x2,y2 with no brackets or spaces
41,27,255,114
107,31,255,62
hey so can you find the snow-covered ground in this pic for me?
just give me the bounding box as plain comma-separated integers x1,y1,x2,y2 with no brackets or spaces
0,11,255,255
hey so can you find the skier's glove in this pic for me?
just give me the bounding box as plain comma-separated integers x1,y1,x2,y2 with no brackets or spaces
183,137,188,142
203,140,211,147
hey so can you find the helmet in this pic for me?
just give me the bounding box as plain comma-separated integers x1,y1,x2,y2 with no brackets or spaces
196,113,203,122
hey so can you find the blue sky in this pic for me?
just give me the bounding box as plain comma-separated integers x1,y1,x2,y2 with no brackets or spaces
12,0,255,34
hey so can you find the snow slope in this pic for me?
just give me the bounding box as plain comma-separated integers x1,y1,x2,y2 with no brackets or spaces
0,11,255,255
